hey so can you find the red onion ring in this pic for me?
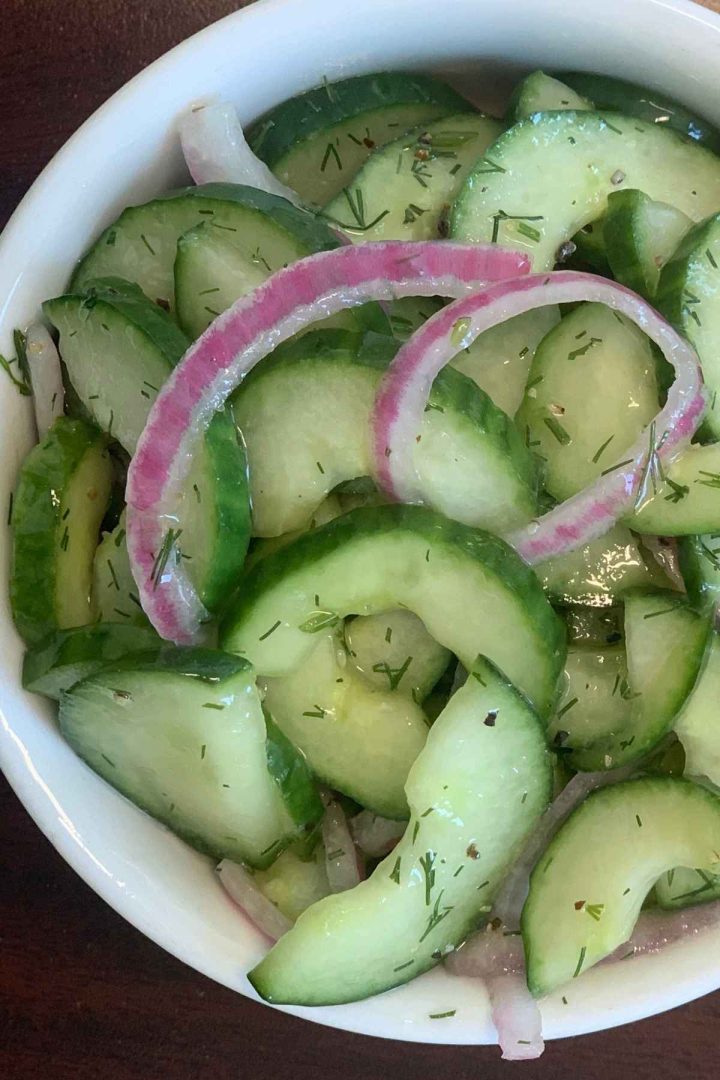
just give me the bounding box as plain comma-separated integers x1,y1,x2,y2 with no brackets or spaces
350,810,405,857
217,859,292,941
322,796,364,893
126,241,529,642
371,272,705,565
25,323,64,438
487,973,544,1060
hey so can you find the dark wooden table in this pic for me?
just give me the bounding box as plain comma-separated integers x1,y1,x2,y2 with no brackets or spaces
3,2,720,1077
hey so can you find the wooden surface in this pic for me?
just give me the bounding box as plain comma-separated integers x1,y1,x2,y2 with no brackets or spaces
3,2,720,1077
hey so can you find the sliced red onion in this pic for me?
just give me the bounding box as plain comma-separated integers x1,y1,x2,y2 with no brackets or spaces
217,859,292,941
126,241,529,642
372,272,705,564
641,535,685,592
607,899,720,959
25,323,64,438
322,797,364,893
180,101,302,206
487,973,544,1060
350,810,405,857
445,922,525,978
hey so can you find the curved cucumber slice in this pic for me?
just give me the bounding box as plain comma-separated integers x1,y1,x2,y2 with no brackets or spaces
656,865,720,910
344,609,450,700
221,504,566,718
248,72,469,205
523,777,720,995
657,213,720,439
603,190,691,299
627,443,720,535
71,183,342,310
232,329,536,536
517,303,658,501
250,656,552,1005
535,523,662,607
675,633,720,787
323,113,501,242
93,511,148,627
548,644,632,754
262,631,428,818
11,418,112,644
253,845,330,923
22,623,161,700
59,648,322,867
570,590,710,772
509,71,591,122
678,534,720,612
557,72,720,153
451,111,720,270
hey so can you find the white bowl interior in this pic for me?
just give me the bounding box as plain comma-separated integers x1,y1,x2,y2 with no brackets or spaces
2,0,720,1045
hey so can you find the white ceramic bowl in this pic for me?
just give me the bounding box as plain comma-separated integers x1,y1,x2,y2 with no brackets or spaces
2,0,720,1047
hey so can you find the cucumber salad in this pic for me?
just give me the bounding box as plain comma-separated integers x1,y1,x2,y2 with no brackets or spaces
9,67,720,1059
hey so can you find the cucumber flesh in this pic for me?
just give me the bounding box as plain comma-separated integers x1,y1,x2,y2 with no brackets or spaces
220,504,566,719
570,590,710,771
323,113,501,242
344,609,450,701
522,777,720,996
71,183,342,311
548,644,632,754
249,656,552,1005
516,303,658,501
262,630,428,819
59,648,322,867
627,443,720,535
93,511,148,627
248,72,469,205
11,418,112,645
675,633,720,787
564,605,624,647
655,865,720,910
678,534,720,612
603,189,691,299
22,623,161,700
509,71,591,122
253,845,330,923
451,111,720,270
232,329,537,537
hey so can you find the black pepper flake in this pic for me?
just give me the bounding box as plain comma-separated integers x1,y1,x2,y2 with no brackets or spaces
483,710,498,727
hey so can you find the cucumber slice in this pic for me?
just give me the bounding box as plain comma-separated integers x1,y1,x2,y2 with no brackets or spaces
548,644,632,754
603,190,691,298
221,504,566,719
675,633,720,787
522,777,720,996
509,71,591,122
344,609,450,701
569,590,710,772
564,605,624,647
59,647,322,867
535,523,662,607
657,213,720,439
451,111,720,270
323,113,501,242
253,845,330,922
627,443,720,536
516,303,658,501
71,183,342,311
656,866,720,910
249,656,552,1005
45,278,250,611
10,418,112,644
557,73,720,153
248,72,469,205
232,329,537,537
22,623,161,700
262,631,428,819
678,534,720,612
93,511,148,626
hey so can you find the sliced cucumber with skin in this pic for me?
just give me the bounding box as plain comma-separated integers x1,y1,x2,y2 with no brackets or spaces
59,648,322,868
657,213,720,439
603,190,691,299
557,73,720,153
451,111,720,271
10,418,112,645
232,329,537,537
627,443,720,536
678,534,720,612
93,511,148,627
323,113,501,242
248,72,469,205
536,523,664,607
250,655,553,1005
655,865,720,910
262,631,428,819
675,633,720,788
22,623,161,700
516,303,658,502
523,777,720,996
509,71,591,122
548,644,632,754
344,609,450,701
569,590,710,772
221,504,566,719
71,183,343,312
253,845,330,923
